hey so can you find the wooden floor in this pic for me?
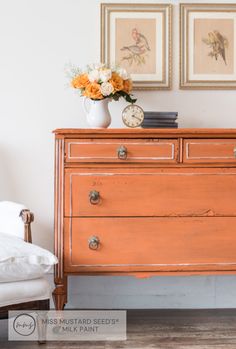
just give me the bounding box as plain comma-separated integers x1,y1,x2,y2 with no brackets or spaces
1,309,236,348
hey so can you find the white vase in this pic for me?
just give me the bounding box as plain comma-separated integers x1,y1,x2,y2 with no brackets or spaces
82,97,111,128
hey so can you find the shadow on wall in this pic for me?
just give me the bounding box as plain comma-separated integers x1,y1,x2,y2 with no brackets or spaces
0,144,19,201
32,220,54,251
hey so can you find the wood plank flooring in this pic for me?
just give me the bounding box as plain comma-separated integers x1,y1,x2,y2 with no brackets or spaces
1,309,236,348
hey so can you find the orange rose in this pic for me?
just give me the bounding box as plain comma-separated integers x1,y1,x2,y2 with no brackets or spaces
71,74,89,89
109,72,124,92
123,79,132,93
84,83,103,100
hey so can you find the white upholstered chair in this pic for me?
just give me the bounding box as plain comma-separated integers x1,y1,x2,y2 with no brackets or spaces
0,201,51,318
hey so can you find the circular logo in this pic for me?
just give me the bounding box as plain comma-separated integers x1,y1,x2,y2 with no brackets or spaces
13,313,36,336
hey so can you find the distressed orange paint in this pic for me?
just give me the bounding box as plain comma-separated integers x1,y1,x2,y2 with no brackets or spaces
53,128,236,310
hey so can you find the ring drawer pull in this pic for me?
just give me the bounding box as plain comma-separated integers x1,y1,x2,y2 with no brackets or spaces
89,190,100,205
117,145,127,160
88,236,100,250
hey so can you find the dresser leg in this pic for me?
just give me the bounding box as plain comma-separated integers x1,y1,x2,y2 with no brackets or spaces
53,282,67,310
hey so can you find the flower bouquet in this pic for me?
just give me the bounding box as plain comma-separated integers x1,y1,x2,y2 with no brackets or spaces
71,63,136,104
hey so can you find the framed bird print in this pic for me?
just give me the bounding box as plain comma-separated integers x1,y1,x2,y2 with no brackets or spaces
180,3,236,89
101,3,172,90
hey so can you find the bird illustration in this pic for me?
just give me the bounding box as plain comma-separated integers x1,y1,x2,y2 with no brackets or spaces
202,30,228,65
132,28,151,51
120,28,151,66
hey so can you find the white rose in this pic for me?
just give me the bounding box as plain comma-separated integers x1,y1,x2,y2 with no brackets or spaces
117,67,130,80
100,82,114,96
100,68,112,83
88,69,100,82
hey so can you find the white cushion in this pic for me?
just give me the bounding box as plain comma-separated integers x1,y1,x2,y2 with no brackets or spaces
0,201,26,239
0,233,58,282
0,261,51,283
0,278,50,307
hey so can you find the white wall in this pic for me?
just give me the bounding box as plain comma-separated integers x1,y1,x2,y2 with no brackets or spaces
1,0,236,309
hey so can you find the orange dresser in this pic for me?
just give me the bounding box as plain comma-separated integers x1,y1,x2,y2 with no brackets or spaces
53,128,236,310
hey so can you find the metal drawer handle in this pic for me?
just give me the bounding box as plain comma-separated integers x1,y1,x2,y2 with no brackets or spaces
89,190,100,205
117,145,127,160
234,147,236,158
88,236,100,250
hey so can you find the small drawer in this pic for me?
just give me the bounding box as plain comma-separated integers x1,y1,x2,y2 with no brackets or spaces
184,139,236,163
64,217,236,273
65,139,178,163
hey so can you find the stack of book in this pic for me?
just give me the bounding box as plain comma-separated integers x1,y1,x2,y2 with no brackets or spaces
141,111,178,128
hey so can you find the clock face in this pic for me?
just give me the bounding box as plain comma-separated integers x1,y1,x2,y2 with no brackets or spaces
122,104,144,128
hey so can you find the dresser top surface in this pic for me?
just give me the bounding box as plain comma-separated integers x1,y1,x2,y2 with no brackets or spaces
54,128,236,138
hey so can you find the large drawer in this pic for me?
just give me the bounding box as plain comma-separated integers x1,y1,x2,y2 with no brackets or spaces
64,217,236,273
184,139,236,163
65,139,178,163
65,168,236,217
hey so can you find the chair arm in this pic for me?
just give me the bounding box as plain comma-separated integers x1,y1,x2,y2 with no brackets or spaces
20,209,34,243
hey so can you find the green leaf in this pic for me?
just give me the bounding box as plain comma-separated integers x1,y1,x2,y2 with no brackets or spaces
118,91,137,104
112,92,121,101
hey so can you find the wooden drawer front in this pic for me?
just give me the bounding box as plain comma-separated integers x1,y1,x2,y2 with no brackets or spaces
184,139,236,163
64,217,236,273
65,169,236,217
65,139,178,163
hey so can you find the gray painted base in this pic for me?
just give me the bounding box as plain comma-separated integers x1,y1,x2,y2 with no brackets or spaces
45,274,236,309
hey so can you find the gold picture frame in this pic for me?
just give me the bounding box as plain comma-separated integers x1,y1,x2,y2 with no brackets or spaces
180,3,236,89
101,3,172,90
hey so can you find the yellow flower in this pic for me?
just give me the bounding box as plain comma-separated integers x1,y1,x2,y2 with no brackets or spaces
109,72,124,92
71,74,90,89
123,79,132,93
83,83,103,100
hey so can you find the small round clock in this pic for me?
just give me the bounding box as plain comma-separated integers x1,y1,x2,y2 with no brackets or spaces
122,104,144,128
